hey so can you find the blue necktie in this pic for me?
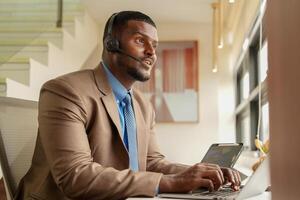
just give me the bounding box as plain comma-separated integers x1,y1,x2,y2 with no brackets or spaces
123,93,139,171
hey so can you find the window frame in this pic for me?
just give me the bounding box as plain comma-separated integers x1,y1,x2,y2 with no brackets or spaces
234,10,268,151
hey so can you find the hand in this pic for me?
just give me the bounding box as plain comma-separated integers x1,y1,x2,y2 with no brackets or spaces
159,163,225,193
221,167,241,191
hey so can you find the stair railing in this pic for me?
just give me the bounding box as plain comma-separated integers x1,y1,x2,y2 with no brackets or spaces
56,0,63,28
0,0,82,88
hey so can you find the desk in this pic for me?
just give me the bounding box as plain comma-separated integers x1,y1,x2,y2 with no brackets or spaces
127,192,271,200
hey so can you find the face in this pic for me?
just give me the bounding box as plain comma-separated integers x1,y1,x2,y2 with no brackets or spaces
115,20,158,82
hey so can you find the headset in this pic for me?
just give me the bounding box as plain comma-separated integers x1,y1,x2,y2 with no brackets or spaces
103,12,144,63
104,13,121,52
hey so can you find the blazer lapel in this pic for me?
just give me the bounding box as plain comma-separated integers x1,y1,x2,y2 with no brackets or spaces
102,95,122,136
132,93,147,171
93,63,147,170
93,64,123,141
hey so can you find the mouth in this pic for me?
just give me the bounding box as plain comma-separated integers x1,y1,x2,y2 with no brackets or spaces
142,58,154,66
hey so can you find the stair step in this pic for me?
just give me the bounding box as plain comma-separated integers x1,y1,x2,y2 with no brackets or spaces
0,39,49,46
0,0,81,3
0,62,30,85
0,27,61,33
0,15,78,22
0,21,74,30
0,0,81,5
0,31,62,39
0,49,48,65
0,56,30,63
0,50,48,56
0,45,48,52
0,4,85,13
0,61,30,70
0,33,62,46
0,4,83,11
0,10,83,17
0,37,62,49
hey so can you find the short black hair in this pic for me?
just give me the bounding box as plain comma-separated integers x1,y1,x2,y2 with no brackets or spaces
102,11,156,42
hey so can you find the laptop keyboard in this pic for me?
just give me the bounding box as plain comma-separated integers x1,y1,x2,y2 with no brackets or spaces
193,186,240,197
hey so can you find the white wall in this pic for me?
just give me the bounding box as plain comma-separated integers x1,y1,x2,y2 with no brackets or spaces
154,22,235,165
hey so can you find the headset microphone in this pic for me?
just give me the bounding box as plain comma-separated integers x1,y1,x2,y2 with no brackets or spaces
115,48,144,64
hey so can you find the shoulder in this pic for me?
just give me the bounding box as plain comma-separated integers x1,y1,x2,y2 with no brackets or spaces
44,69,94,88
40,69,102,114
42,69,98,96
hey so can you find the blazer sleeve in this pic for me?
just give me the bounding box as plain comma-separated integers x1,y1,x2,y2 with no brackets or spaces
145,105,189,175
38,78,162,200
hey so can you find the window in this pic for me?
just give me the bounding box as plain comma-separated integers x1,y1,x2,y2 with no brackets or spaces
241,115,251,149
235,12,269,150
259,41,268,82
261,102,269,142
241,72,250,100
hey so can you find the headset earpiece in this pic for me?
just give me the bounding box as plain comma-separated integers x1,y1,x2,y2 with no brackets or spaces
104,35,120,52
104,13,120,52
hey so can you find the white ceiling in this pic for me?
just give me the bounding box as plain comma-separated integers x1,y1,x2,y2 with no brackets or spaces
81,0,215,24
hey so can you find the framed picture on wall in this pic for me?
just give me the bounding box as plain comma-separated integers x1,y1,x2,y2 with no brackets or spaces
135,41,199,123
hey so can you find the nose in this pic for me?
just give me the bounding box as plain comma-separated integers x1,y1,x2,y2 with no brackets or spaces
144,42,155,57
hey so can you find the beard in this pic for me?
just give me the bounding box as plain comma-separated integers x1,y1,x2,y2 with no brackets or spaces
126,64,151,82
116,55,152,82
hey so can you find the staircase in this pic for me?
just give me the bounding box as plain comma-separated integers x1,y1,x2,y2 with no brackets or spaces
0,0,100,101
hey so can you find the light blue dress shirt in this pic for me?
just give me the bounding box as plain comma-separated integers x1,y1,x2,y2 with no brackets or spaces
102,63,128,141
102,62,159,193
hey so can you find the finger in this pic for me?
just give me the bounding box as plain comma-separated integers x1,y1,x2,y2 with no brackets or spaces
236,170,241,186
195,164,223,189
231,170,239,187
203,170,223,190
231,184,240,191
202,164,225,184
229,171,240,191
223,168,236,185
233,170,241,186
198,178,214,192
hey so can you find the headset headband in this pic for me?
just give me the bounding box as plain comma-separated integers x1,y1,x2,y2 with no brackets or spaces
107,12,119,37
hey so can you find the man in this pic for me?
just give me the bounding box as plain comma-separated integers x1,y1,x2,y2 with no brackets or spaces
16,11,240,200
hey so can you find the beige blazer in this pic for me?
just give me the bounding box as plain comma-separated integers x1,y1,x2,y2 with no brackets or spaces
16,64,184,200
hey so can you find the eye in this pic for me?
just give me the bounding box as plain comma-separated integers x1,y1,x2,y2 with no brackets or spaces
136,37,145,44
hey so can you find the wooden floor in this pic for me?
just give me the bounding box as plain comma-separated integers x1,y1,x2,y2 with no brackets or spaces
0,178,7,200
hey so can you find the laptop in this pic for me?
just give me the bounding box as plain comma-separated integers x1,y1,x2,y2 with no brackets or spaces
158,156,270,200
200,143,247,181
201,143,243,168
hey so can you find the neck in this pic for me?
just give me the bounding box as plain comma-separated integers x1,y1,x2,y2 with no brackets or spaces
102,59,135,90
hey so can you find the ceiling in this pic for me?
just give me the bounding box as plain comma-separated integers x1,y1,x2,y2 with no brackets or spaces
81,0,215,24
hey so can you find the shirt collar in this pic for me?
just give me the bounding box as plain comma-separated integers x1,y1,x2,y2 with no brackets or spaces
102,62,132,103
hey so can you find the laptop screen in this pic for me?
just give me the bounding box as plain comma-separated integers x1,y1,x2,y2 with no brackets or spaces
201,143,243,167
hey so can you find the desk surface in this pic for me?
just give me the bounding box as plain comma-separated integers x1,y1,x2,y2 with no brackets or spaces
127,192,271,200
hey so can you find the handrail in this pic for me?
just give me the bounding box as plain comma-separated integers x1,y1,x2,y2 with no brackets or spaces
56,0,63,27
